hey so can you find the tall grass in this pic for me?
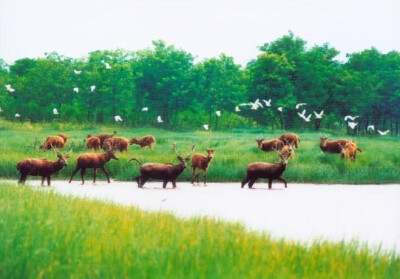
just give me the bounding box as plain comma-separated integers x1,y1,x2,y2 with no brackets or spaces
0,183,398,278
0,120,399,183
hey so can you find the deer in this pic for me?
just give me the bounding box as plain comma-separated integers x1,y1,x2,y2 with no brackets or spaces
86,136,101,151
279,133,300,148
40,135,66,151
256,138,284,152
86,131,117,146
57,134,69,144
281,139,295,159
320,137,352,154
103,137,130,152
130,143,195,188
130,135,156,149
69,143,118,184
190,148,216,186
16,147,70,186
340,141,363,161
241,150,292,189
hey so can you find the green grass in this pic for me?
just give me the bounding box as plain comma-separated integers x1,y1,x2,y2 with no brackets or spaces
0,120,399,183
0,183,399,278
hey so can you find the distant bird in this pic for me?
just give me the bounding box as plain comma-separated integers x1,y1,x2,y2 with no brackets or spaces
203,124,210,131
297,109,311,122
348,121,358,129
216,111,221,117
5,84,15,92
377,130,390,136
73,69,82,74
105,63,111,69
295,103,307,110
114,115,123,122
344,115,359,121
73,87,79,93
141,107,148,111
90,85,96,92
262,99,271,107
0,107,3,112
157,116,163,123
15,113,21,118
53,108,59,115
297,109,307,118
235,106,241,112
367,125,375,132
277,107,283,112
313,110,324,119
251,99,263,110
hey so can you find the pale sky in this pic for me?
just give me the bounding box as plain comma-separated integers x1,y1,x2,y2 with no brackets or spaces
0,0,399,66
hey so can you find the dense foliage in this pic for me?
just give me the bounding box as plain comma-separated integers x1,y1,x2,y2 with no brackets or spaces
1,32,399,134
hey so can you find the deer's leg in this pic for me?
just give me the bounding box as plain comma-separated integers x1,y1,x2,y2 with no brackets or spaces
172,180,177,188
47,176,51,186
93,168,97,183
268,179,273,189
203,170,207,186
248,179,256,189
80,168,86,185
101,167,110,183
241,177,250,188
41,176,45,186
162,180,168,188
190,167,196,184
276,177,287,188
69,167,80,183
18,173,28,184
140,177,148,187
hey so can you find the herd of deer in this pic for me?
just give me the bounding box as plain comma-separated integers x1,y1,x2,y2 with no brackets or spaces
16,131,363,189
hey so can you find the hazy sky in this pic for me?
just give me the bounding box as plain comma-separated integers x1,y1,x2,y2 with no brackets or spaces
1,0,399,66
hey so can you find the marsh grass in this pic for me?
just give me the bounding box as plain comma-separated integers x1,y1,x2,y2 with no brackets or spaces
0,183,399,278
0,121,399,184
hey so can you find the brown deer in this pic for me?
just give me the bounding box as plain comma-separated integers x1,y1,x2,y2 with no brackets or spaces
103,137,130,152
40,135,67,151
129,135,156,149
320,137,351,154
130,143,195,188
57,134,69,144
69,143,118,184
87,131,117,146
86,136,101,151
279,133,300,148
190,148,216,186
281,139,295,159
241,151,292,189
17,147,70,186
340,141,363,161
256,138,284,152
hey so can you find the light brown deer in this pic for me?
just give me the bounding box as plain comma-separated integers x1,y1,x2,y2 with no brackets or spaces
87,131,117,146
340,141,363,161
320,137,350,154
129,135,156,149
40,135,66,151
190,148,216,186
103,137,130,152
256,138,284,152
86,136,101,151
279,133,300,148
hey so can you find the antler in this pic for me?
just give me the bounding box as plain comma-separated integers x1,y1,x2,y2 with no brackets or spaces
51,144,62,156
185,144,196,159
172,142,179,156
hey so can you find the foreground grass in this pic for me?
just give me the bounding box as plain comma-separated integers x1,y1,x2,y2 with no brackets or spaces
0,120,399,183
0,183,398,278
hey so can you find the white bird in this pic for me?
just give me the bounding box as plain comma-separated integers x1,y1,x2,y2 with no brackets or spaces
73,69,82,74
295,103,307,110
348,121,358,129
216,111,221,117
302,114,312,122
90,85,96,92
377,129,390,136
53,108,59,115
262,99,271,107
297,109,311,122
73,87,79,93
157,116,163,123
15,113,21,118
297,109,307,118
114,115,123,122
251,99,263,110
277,107,283,112
104,62,111,69
344,115,359,121
141,107,148,111
5,84,15,92
235,106,241,112
203,124,210,131
367,125,375,132
313,110,324,119
0,107,3,112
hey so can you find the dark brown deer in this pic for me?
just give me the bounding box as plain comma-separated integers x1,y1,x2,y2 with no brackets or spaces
69,143,118,184
130,143,195,188
16,147,70,186
241,151,291,189
130,135,156,149
190,148,215,186
40,135,66,151
279,133,300,148
256,138,284,152
320,137,351,154
87,131,117,146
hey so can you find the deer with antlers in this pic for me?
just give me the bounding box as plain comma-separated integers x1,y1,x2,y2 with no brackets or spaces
130,143,195,188
17,147,70,186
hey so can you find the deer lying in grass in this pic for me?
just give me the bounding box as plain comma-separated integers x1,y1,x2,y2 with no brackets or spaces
86,136,101,151
87,131,117,146
241,150,292,189
340,141,363,161
17,147,70,186
130,143,195,188
69,143,118,184
130,135,156,149
190,148,215,186
103,137,130,152
279,133,300,148
320,137,351,154
256,138,284,152
40,135,66,151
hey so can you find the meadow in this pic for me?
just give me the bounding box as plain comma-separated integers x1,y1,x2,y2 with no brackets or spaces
0,183,399,278
0,120,399,184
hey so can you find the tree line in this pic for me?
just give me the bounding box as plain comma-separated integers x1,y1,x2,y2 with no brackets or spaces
1,32,399,134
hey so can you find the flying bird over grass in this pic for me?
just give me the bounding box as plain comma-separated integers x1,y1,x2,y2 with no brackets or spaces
313,110,324,119
15,113,21,118
262,99,271,107
367,125,375,132
141,107,148,111
53,108,59,115
348,121,358,129
215,111,221,117
277,107,283,112
90,85,96,92
5,84,15,92
157,116,163,123
295,103,307,110
235,106,241,112
344,115,359,121
114,115,123,122
203,124,209,131
377,129,390,135
73,87,79,93
73,70,82,74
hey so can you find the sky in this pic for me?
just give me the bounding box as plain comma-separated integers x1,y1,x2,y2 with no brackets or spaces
0,0,399,66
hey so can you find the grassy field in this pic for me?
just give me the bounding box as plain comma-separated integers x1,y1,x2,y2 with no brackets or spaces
0,120,399,184
0,182,399,278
